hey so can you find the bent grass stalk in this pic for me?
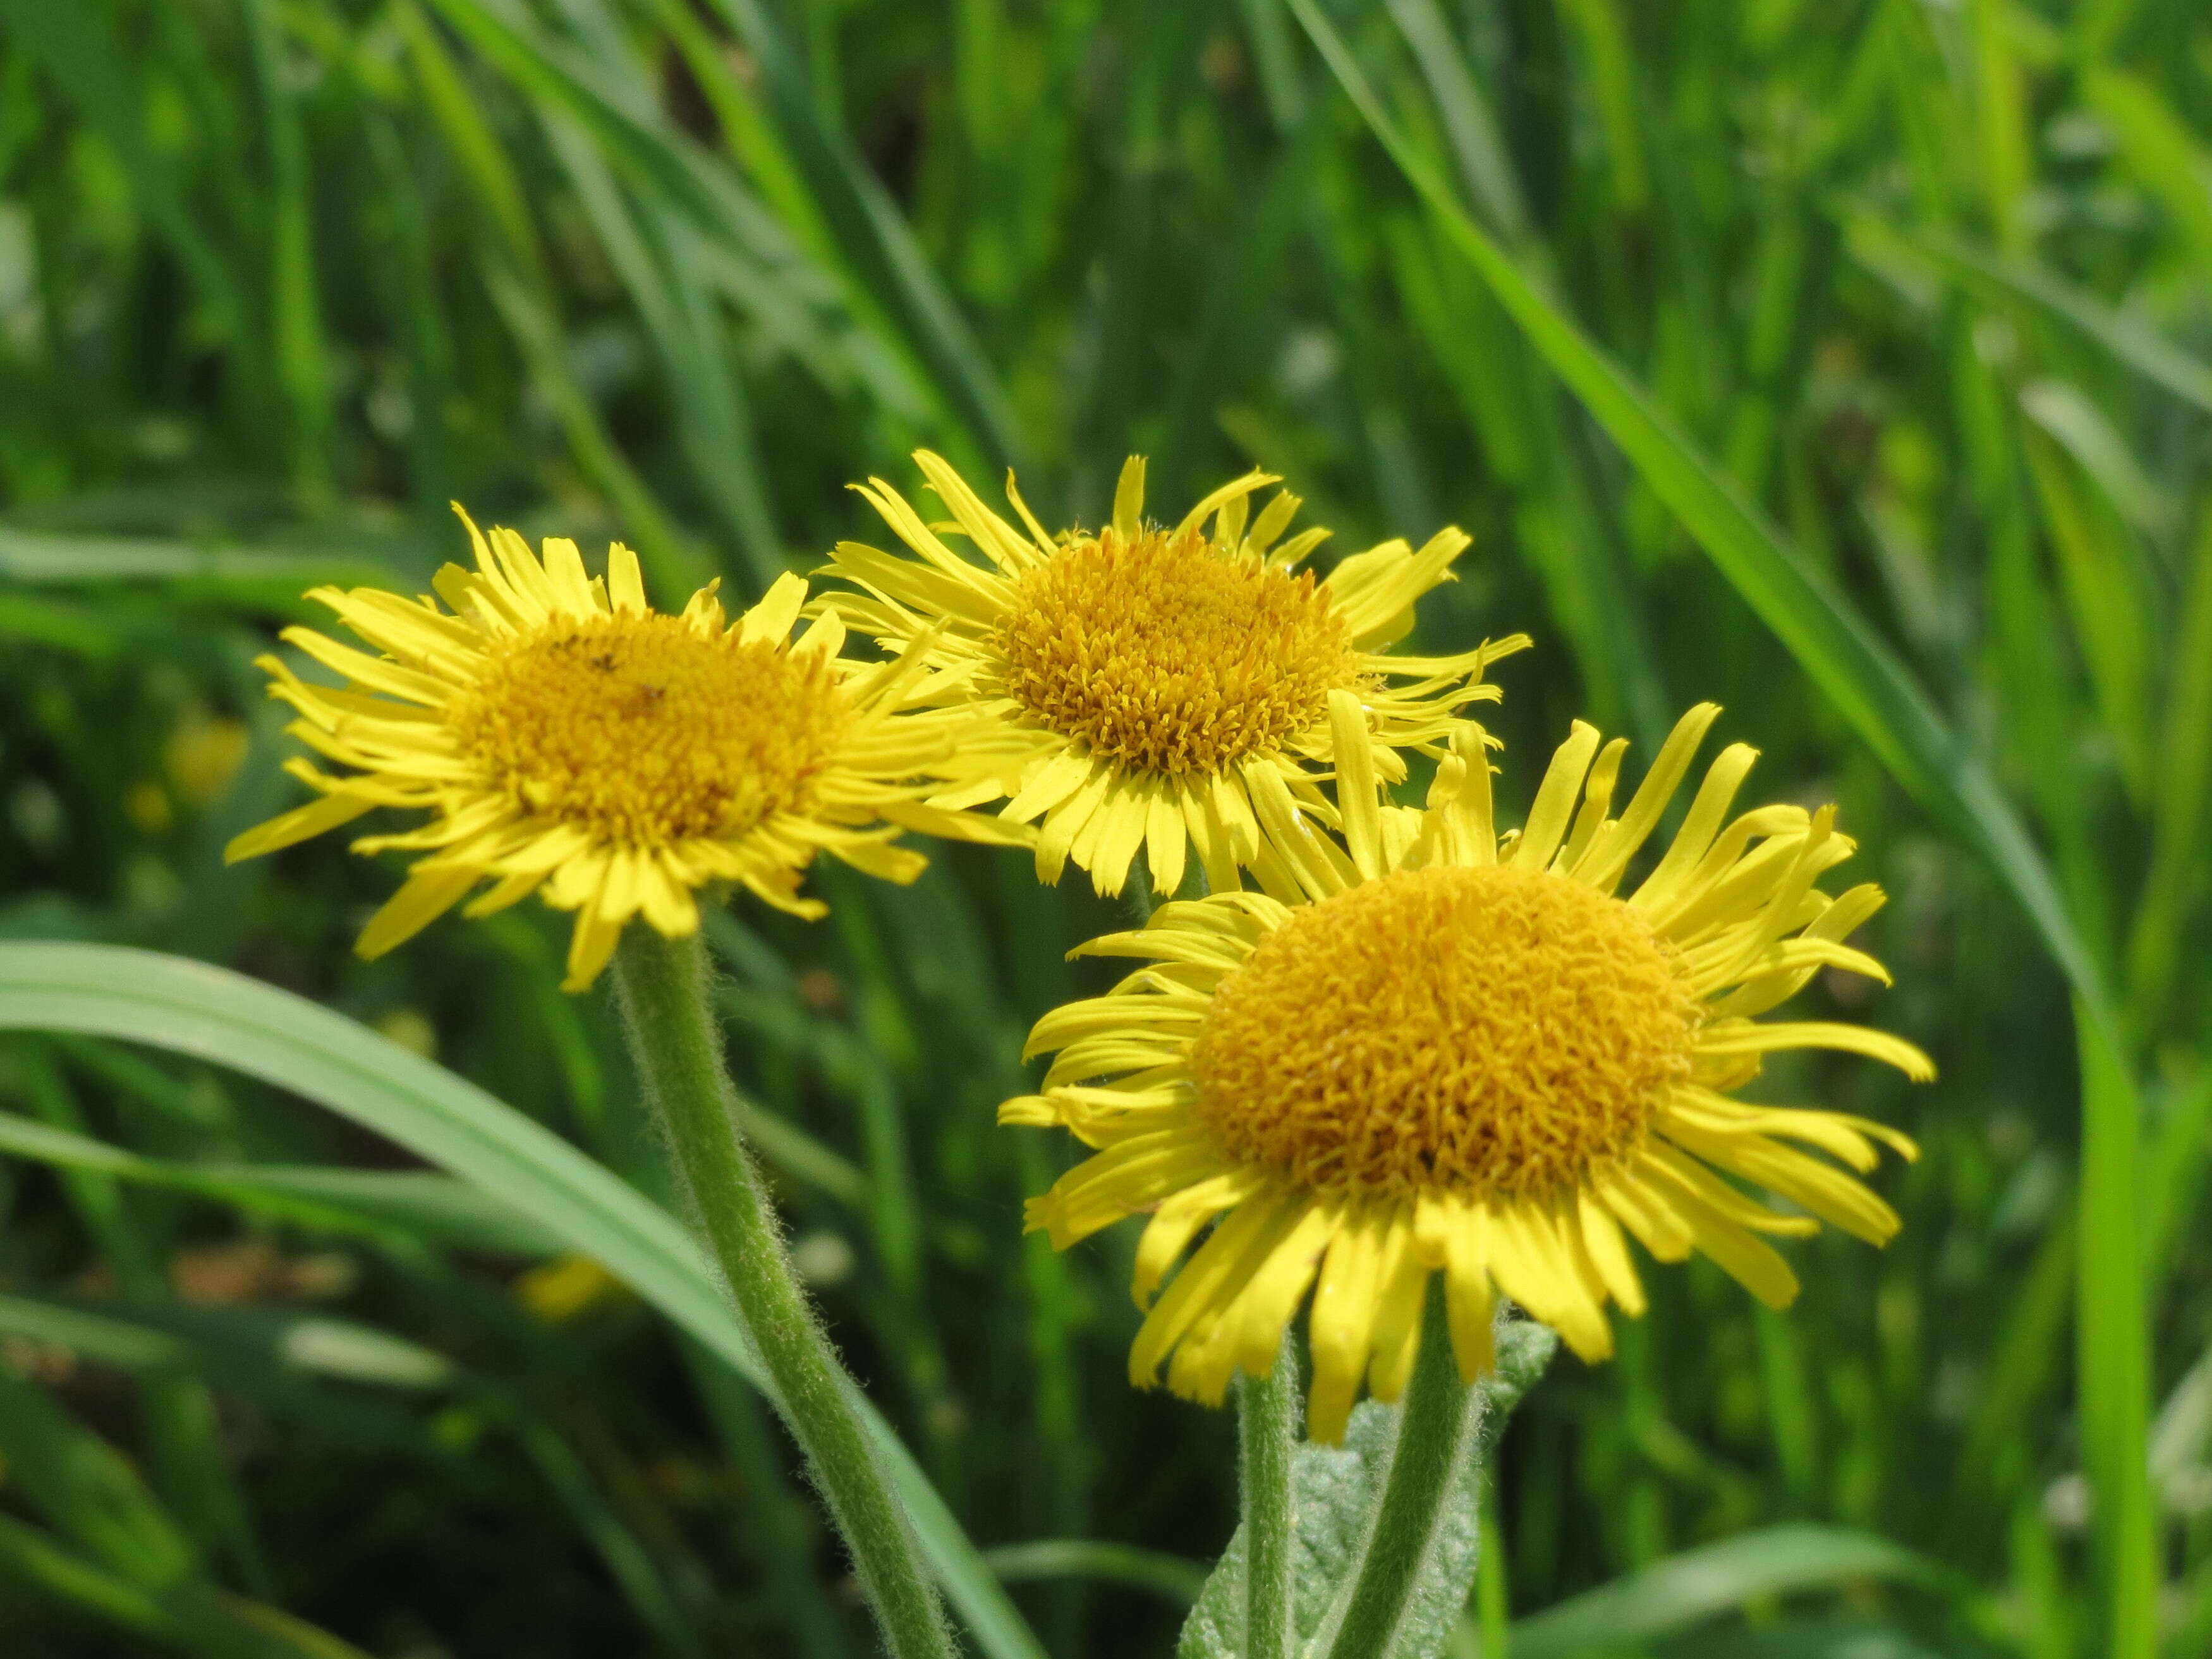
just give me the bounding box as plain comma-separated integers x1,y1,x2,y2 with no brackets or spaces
612,927,954,1659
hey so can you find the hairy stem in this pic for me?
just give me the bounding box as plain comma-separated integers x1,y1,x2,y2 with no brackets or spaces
1239,1331,1300,1659
612,927,952,1659
1320,1288,1478,1659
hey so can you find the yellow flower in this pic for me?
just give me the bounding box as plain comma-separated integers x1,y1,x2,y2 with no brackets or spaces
1003,696,1930,1443
817,451,1528,900
226,509,1022,990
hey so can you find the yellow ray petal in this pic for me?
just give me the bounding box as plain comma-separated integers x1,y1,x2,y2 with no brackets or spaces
1306,1212,1387,1443
1111,456,1147,540
1510,721,1601,871
355,868,479,960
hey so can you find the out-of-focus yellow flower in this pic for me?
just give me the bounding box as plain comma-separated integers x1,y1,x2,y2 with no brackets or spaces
167,714,250,805
516,1255,624,1323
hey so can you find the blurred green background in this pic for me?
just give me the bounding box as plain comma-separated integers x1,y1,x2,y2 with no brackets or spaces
0,0,2206,1655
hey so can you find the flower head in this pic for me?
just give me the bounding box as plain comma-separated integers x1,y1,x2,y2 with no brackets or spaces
817,452,1527,900
1004,696,1929,1442
228,509,1021,990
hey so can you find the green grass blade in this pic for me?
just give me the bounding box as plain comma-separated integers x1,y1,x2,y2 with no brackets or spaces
1382,0,1528,241
0,1361,199,1587
0,0,246,345
2075,1004,2159,1659
2019,425,2156,804
7,1042,274,1596
2130,508,2212,1022
0,1108,564,1253
698,0,1028,472
0,1294,455,1394
1839,208,2212,415
1506,1524,1954,1657
983,1540,1208,1607
0,1514,179,1639
542,115,786,592
2086,66,2212,284
477,258,710,603
1287,0,2118,1036
0,1512,380,1659
0,942,1048,1659
2019,379,2176,539
0,525,392,590
241,0,332,501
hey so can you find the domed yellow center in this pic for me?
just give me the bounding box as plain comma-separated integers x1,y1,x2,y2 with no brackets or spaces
451,614,849,846
996,526,1358,774
1189,865,1696,1198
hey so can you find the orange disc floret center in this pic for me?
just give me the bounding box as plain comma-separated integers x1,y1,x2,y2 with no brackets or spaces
451,613,849,847
1188,865,1697,1198
995,526,1358,774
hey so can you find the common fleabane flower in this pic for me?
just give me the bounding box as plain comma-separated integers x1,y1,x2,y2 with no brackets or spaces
816,451,1528,901
1004,696,1930,1443
226,510,1023,990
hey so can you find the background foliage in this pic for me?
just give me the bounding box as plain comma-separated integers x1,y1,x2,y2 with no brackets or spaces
0,0,2207,1654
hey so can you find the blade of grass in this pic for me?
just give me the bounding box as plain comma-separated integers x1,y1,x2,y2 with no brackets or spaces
701,0,1027,472
2077,1004,2158,1659
2086,66,2212,285
4,1043,272,1596
1839,208,2212,416
0,526,392,590
542,114,786,591
1505,1525,1954,1658
2130,508,2212,1024
0,1107,565,1254
0,0,247,358
0,1515,377,1659
477,257,710,602
394,3,710,599
0,1359,199,1587
2019,425,2156,804
0,942,1048,1659
1287,0,2115,1033
982,1541,1208,1607
240,0,332,502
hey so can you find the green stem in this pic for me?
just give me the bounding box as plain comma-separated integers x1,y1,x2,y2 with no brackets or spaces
1238,1330,1299,1659
612,927,953,1659
1320,1288,1476,1659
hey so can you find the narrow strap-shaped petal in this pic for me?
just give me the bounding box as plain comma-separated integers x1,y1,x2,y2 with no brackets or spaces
1693,1019,1936,1082
1306,1210,1387,1444
606,542,648,614
1440,1201,1496,1381
1554,737,1627,875
1111,456,1147,540
1172,467,1276,541
1510,721,1601,870
1574,703,1722,892
911,449,1043,573
1144,782,1188,896
355,867,479,961
1232,1200,1341,1376
1129,1191,1294,1385
1246,489,1301,555
1364,1210,1432,1402
1328,688,1385,880
1131,1174,1258,1308
1629,740,1759,914
736,571,809,645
